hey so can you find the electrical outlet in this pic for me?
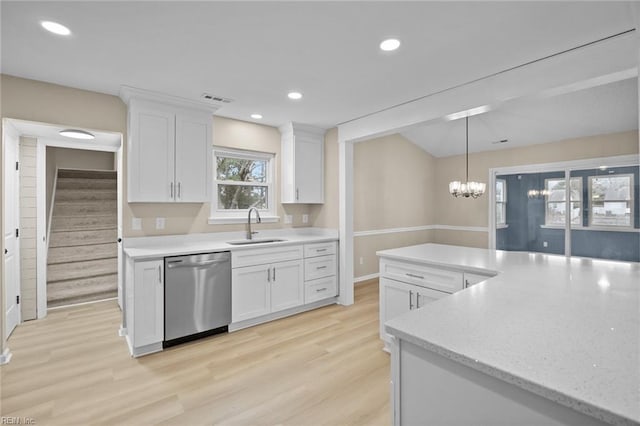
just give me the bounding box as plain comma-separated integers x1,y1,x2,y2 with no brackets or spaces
156,217,165,230
543,241,548,248
132,217,142,230
302,214,309,224
284,214,293,224
359,257,364,265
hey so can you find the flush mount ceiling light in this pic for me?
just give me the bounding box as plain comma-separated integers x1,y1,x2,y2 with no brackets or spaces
449,116,486,199
250,113,263,119
380,38,401,51
287,91,303,100
59,129,95,140
41,21,71,36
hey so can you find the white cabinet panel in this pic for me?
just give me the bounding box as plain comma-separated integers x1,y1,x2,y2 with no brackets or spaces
175,111,212,202
280,122,325,204
304,241,337,258
271,260,304,313
381,259,464,293
232,264,271,322
133,259,164,347
232,244,303,268
129,104,175,202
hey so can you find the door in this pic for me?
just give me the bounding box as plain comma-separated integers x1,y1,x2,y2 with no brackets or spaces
414,287,448,309
270,260,303,313
4,124,21,337
133,260,164,347
232,264,270,322
380,278,412,341
175,111,211,202
128,102,175,202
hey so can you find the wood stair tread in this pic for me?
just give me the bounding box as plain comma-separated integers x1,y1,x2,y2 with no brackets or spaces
47,258,117,283
49,229,117,248
47,274,117,307
57,169,116,179
48,243,117,265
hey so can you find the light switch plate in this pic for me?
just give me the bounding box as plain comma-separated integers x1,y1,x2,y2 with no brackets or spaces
132,218,142,230
156,217,165,230
302,214,309,224
284,214,293,224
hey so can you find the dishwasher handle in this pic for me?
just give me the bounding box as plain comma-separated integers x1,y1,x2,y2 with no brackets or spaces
166,259,228,268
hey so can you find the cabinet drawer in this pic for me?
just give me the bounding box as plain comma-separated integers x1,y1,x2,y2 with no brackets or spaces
232,244,303,268
304,254,336,281
304,241,337,258
380,258,463,293
305,276,337,303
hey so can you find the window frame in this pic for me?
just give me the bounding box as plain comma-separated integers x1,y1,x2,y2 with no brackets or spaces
588,173,634,229
495,179,507,228
544,177,583,228
209,146,279,224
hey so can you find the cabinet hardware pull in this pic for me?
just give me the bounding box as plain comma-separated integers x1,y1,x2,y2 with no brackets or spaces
158,265,162,283
178,182,181,199
267,268,271,282
316,287,327,292
416,292,420,309
406,273,424,280
170,182,174,198
273,267,276,281
316,265,327,270
409,290,413,310
316,248,327,252
296,188,299,200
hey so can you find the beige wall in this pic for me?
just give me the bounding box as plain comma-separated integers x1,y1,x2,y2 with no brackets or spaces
433,131,639,240
45,147,116,227
309,127,339,229
352,134,437,278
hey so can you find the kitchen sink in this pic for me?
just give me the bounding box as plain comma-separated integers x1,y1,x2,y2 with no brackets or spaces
227,238,287,245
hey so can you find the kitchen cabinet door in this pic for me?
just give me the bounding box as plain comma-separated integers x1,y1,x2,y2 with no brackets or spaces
380,277,413,343
232,264,271,322
174,111,212,202
414,286,448,309
133,259,164,347
280,123,325,204
270,260,304,313
128,103,175,202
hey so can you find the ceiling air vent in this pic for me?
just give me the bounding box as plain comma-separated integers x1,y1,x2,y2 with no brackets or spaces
201,93,234,104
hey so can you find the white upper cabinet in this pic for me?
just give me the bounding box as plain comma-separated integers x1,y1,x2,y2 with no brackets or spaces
279,122,325,204
121,87,216,203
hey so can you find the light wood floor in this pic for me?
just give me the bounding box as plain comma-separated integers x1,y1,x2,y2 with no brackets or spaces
1,281,390,425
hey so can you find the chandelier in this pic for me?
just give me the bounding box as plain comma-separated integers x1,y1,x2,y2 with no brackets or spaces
449,116,486,198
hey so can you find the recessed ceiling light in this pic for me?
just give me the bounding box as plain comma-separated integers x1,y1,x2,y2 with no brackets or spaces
287,92,303,100
380,38,401,52
59,129,95,140
41,21,71,36
251,114,263,120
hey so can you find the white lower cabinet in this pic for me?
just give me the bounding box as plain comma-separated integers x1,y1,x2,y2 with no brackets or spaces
232,263,271,322
380,277,448,343
270,260,304,312
124,257,164,356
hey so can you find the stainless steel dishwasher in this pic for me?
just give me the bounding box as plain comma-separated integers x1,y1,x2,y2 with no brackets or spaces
164,251,231,346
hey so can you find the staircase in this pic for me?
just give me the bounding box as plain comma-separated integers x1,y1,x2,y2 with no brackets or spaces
47,169,118,308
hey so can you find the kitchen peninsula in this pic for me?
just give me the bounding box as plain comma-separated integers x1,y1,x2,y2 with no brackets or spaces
378,244,640,426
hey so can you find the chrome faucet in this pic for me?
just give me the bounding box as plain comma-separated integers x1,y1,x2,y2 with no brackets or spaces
247,207,262,240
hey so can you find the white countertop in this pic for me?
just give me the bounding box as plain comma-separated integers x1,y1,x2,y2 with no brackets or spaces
123,227,338,259
379,244,640,425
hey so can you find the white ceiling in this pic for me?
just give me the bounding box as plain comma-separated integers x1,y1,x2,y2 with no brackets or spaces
401,77,639,157
1,1,637,133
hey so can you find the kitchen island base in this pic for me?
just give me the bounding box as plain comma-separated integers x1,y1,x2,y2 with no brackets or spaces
391,337,608,426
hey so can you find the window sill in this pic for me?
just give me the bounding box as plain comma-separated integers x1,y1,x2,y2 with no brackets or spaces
208,216,280,225
496,224,509,229
540,225,583,229
539,224,639,233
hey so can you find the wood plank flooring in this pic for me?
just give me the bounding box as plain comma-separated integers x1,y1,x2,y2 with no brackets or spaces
0,281,390,425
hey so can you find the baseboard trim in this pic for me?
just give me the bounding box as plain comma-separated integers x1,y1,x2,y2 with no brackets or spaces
354,273,379,284
118,326,127,337
0,348,13,365
354,224,488,237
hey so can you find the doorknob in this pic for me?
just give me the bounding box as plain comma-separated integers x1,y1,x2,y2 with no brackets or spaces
117,238,122,243
4,248,7,254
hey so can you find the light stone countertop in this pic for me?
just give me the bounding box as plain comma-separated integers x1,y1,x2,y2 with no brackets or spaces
378,243,640,426
123,227,338,259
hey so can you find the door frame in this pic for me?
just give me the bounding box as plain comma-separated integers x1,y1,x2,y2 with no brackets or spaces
3,118,122,321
